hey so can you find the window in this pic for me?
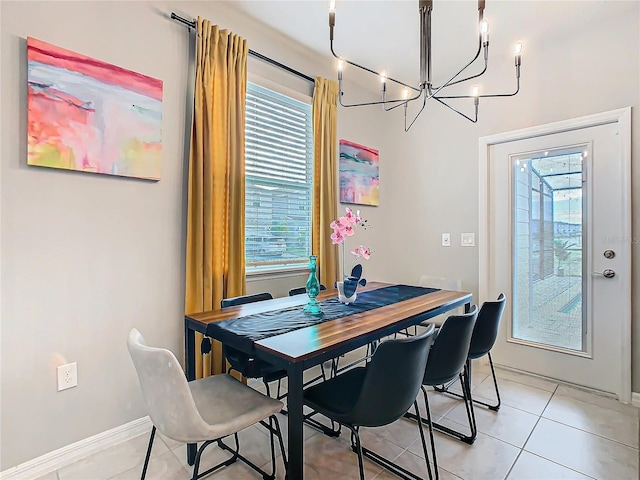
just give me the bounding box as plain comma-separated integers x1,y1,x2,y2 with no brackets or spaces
245,82,313,270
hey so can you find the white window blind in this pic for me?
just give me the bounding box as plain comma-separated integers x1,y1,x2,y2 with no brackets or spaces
245,82,313,270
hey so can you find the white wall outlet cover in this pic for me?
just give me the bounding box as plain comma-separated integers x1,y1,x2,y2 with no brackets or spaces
461,233,476,247
441,233,451,246
57,362,78,391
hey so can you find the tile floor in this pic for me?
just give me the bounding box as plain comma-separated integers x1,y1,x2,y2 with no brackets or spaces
39,350,639,480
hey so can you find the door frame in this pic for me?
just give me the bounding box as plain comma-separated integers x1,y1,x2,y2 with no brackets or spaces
478,107,632,403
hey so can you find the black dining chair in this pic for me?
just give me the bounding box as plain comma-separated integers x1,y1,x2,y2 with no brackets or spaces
405,305,479,460
435,293,506,411
303,325,438,480
288,284,326,296
221,293,288,398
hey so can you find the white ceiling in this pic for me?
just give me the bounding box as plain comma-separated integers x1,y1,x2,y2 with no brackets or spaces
225,0,632,93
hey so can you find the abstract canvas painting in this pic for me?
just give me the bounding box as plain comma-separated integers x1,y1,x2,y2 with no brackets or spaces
27,37,163,180
339,139,379,206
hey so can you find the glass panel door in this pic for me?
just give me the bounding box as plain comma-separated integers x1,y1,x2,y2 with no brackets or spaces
512,147,587,353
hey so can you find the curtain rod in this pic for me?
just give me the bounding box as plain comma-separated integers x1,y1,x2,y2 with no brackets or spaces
171,12,315,84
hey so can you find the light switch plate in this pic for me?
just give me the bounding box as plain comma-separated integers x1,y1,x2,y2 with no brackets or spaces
461,233,475,247
442,233,451,247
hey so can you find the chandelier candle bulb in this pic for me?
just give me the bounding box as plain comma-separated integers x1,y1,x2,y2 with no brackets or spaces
481,20,489,44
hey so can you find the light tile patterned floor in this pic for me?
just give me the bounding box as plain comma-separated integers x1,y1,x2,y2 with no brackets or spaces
39,351,639,480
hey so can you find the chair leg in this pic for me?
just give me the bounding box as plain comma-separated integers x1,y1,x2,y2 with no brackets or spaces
421,387,439,480
433,354,501,411
264,380,271,398
271,415,288,472
346,425,366,480
460,363,478,441
405,381,477,444
217,431,276,480
140,426,156,480
192,438,232,480
349,419,428,480
480,353,501,411
268,416,277,479
413,399,435,480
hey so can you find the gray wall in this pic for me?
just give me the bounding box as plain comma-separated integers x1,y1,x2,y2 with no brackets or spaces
0,0,388,469
1,0,638,471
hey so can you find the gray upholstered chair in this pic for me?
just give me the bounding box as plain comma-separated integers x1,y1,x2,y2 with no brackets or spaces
127,329,287,480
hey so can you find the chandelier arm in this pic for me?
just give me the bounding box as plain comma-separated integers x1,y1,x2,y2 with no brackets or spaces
434,75,520,100
433,97,478,123
404,94,430,132
430,7,485,91
383,89,425,111
331,41,421,92
433,52,488,90
338,82,425,108
338,94,414,108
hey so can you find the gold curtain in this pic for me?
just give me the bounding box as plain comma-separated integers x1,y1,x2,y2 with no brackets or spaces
312,78,339,287
184,18,248,379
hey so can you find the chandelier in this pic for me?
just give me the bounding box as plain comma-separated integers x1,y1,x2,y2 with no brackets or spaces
329,0,522,131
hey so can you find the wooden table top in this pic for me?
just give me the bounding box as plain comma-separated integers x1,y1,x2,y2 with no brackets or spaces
255,283,471,362
186,282,472,363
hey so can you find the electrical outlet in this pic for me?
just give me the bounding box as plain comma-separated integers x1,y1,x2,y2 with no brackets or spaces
461,232,476,247
57,362,78,391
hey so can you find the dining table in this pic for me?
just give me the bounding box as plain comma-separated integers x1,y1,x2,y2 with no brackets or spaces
184,281,472,480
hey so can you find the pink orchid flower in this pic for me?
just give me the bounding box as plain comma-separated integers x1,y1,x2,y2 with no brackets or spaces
358,245,371,260
344,207,363,226
330,220,344,232
331,229,345,245
350,247,361,258
339,217,355,236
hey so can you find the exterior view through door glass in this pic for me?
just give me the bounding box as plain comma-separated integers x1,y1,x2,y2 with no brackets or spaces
513,147,587,353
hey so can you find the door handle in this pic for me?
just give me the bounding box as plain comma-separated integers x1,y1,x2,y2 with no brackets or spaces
591,269,615,278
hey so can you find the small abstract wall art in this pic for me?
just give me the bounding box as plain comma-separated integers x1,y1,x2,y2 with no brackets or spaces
27,37,163,180
339,139,379,206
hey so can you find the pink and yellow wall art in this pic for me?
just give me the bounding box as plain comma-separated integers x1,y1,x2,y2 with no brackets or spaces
339,139,380,206
27,37,163,180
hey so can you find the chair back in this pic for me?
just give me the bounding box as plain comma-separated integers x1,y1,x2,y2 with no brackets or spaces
423,305,478,386
288,285,326,296
127,329,211,442
345,325,436,427
468,293,506,359
221,292,273,308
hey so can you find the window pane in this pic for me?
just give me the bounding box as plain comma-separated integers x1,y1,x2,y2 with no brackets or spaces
512,151,585,351
245,83,313,269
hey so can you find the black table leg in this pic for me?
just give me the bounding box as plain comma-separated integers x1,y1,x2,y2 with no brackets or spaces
184,321,197,466
287,362,304,479
465,302,471,313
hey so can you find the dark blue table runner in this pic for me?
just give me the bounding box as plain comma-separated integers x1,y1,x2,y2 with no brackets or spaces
206,284,439,352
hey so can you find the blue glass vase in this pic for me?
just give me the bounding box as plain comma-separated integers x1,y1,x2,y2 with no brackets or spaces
303,255,323,315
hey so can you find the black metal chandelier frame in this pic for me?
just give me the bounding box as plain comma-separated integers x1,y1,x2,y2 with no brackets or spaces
329,0,522,131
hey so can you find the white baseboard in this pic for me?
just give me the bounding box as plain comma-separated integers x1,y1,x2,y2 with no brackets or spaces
632,392,640,408
0,417,152,480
